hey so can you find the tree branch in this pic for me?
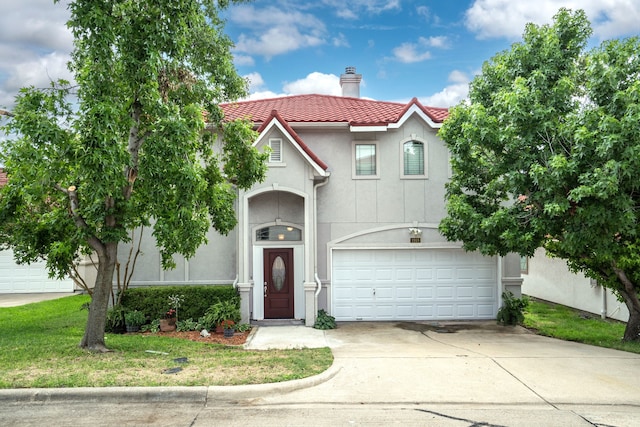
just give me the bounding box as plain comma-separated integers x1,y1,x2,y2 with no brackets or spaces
55,184,106,256
0,109,15,117
123,101,146,200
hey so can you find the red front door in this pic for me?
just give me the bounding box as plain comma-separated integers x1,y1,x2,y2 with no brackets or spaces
264,248,294,319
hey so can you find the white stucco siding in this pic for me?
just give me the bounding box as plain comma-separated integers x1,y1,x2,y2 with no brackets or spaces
523,248,629,322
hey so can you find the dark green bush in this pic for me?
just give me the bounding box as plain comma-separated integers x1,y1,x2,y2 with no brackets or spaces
119,285,239,321
314,309,336,330
497,291,529,326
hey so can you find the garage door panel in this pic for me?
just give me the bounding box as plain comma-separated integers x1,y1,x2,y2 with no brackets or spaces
477,304,495,316
375,286,393,300
416,286,434,299
477,285,496,299
395,268,413,281
395,286,413,299
333,249,498,321
415,268,434,281
416,304,434,317
457,304,475,317
456,285,475,299
436,305,454,318
436,268,454,280
436,286,454,299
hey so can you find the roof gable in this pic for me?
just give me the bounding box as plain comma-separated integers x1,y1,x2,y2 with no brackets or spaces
255,110,329,176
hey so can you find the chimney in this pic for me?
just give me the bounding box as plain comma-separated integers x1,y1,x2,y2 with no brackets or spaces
340,66,362,98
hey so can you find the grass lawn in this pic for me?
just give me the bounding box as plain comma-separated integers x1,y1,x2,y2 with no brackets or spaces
524,298,640,354
0,294,333,388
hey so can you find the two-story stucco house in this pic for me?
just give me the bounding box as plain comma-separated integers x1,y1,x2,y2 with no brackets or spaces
123,67,523,326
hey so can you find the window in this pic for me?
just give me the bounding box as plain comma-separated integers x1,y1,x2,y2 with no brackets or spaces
403,141,424,175
400,137,428,179
269,138,282,163
256,225,302,241
520,256,528,274
353,142,379,178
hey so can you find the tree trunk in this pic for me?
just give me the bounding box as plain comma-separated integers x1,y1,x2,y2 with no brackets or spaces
612,267,640,342
79,242,118,352
620,292,640,342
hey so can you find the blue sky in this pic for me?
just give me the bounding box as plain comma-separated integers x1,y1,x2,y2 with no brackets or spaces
1,0,639,110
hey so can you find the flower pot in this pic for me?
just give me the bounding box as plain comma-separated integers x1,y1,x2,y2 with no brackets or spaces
126,325,140,333
223,328,235,338
160,318,176,332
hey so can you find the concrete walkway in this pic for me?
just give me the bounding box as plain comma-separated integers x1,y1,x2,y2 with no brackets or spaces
0,292,76,307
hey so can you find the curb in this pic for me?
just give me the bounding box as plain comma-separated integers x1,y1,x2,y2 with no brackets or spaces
0,364,341,404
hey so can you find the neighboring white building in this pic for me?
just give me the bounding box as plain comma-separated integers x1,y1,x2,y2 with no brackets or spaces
120,67,524,326
0,248,75,293
522,248,629,322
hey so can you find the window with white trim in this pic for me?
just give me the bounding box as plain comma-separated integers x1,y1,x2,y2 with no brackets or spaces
269,138,282,163
353,142,379,179
400,138,428,179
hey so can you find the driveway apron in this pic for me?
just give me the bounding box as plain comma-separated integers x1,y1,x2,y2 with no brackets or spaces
254,322,640,408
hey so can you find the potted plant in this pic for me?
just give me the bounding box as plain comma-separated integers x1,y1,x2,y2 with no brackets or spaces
124,310,146,333
202,299,241,334
159,308,177,332
221,319,235,338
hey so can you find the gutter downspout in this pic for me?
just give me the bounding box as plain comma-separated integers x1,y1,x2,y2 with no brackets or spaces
313,176,330,300
601,284,607,320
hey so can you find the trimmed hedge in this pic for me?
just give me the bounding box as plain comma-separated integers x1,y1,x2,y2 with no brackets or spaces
119,285,239,322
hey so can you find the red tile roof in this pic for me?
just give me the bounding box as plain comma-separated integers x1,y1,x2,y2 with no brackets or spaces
221,94,448,126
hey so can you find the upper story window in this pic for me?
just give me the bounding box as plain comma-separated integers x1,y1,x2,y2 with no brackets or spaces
269,138,282,163
353,142,379,179
401,138,428,179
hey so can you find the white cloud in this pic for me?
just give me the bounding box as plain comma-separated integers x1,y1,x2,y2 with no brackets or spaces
229,5,327,59
233,54,255,67
332,33,350,48
323,0,401,17
390,36,449,63
0,0,73,108
283,72,341,96
465,0,640,40
422,70,472,107
416,6,431,21
244,72,265,93
392,42,432,63
424,36,451,49
243,71,343,100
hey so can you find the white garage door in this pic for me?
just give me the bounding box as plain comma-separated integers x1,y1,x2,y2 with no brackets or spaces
332,249,498,321
0,250,75,293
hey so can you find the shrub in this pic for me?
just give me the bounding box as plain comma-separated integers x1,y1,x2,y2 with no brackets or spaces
176,318,200,332
497,291,529,326
105,305,126,333
314,309,336,330
124,310,146,327
200,299,241,330
119,285,238,321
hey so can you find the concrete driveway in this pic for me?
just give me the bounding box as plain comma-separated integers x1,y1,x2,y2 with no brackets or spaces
246,321,640,425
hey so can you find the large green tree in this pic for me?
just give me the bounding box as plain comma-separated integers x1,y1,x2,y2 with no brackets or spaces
439,8,640,341
0,0,268,351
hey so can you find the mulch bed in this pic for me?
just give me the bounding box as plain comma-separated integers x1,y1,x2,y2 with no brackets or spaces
154,329,251,346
